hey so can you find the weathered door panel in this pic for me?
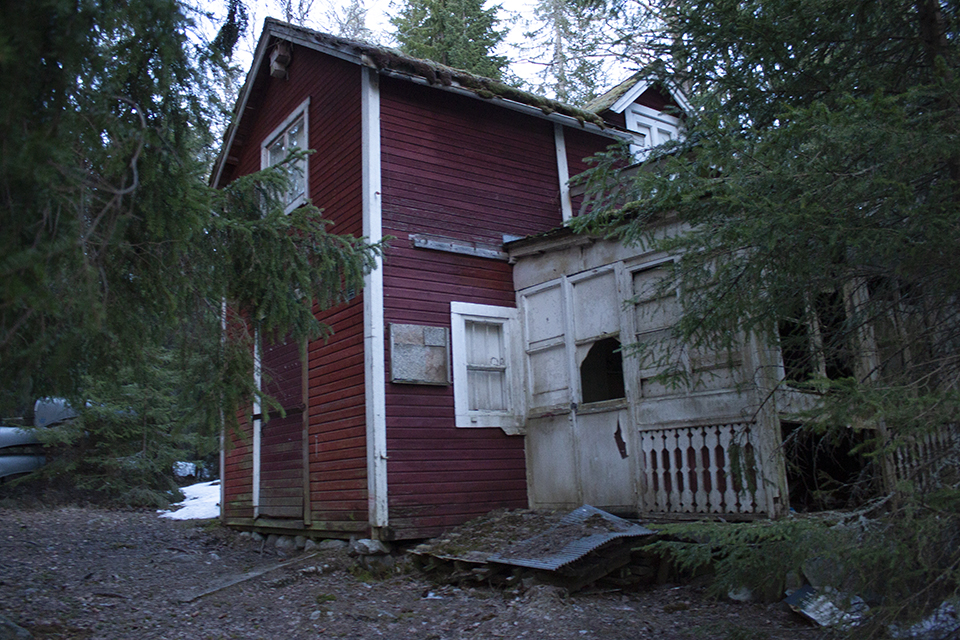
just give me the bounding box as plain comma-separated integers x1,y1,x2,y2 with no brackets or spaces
523,284,570,410
575,408,637,512
571,270,619,341
259,412,303,518
525,414,580,508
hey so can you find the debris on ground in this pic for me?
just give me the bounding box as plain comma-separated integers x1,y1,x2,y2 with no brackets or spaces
784,585,868,629
411,505,658,592
0,505,818,639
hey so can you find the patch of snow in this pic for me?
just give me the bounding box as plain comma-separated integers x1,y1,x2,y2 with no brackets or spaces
158,480,220,520
891,599,960,639
172,461,197,478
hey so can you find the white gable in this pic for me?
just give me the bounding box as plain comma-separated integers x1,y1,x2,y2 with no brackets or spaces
608,80,690,159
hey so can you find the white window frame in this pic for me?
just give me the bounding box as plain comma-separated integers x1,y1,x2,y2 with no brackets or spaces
261,97,310,213
450,301,523,433
625,104,681,160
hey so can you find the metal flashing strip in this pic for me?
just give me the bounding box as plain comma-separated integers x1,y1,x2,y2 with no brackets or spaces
486,505,655,571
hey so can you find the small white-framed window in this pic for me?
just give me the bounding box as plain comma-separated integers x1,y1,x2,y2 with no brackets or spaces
450,302,523,432
625,103,681,159
261,97,310,212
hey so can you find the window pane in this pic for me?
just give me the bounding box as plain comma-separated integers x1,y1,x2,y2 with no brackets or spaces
466,321,503,366
468,370,507,411
465,320,507,412
268,138,285,167
289,159,305,202
287,119,304,149
286,119,306,201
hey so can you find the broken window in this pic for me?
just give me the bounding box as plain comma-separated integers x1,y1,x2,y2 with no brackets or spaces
778,289,855,385
580,337,626,404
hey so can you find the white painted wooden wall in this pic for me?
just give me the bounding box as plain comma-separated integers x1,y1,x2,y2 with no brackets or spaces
513,235,786,518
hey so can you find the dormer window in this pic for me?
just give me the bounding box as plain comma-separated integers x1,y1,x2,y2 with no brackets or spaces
625,103,681,159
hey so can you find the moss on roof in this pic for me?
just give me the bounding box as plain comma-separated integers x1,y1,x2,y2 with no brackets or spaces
583,61,682,115
583,72,645,114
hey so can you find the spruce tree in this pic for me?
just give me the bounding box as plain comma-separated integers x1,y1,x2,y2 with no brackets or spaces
575,0,960,627
522,0,607,104
390,0,509,79
0,0,379,499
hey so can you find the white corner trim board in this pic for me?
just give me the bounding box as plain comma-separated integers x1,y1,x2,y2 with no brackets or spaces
554,124,573,223
362,67,389,531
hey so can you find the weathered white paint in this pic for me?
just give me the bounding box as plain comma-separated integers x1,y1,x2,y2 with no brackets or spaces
519,264,640,513
410,233,507,260
450,301,523,433
219,299,227,522
625,103,682,160
554,124,573,223
511,232,786,517
362,66,388,531
525,413,578,508
638,423,769,515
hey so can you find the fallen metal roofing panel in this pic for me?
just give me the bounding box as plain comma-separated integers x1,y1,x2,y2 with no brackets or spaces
486,505,655,572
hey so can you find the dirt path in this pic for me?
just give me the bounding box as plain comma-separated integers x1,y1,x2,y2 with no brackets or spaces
0,507,822,639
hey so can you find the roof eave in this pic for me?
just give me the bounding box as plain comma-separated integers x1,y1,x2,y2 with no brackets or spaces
210,25,274,188
376,67,629,141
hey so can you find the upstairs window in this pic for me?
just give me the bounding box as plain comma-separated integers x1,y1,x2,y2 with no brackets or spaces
451,302,522,432
625,104,681,160
261,98,310,212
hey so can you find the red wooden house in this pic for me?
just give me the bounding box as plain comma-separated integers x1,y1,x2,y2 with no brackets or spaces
211,19,690,541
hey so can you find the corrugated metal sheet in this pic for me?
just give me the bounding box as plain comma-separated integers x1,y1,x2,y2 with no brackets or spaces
486,505,655,571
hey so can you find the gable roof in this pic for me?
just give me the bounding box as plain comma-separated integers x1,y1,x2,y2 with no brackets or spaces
212,19,630,188
585,71,692,116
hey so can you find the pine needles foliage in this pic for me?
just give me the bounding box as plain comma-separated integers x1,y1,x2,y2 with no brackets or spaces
647,505,960,637
390,0,509,79
571,1,960,634
0,1,382,500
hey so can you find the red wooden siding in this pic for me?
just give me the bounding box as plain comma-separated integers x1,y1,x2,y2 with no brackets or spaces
604,111,627,129
380,78,565,245
565,126,613,178
307,295,369,535
220,43,369,536
223,416,254,520
300,50,367,536
564,126,616,215
638,86,674,112
379,77,566,538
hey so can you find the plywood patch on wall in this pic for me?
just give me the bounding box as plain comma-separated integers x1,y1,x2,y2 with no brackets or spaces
390,323,451,385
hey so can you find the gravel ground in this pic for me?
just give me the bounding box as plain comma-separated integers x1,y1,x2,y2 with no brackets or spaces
0,506,824,640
